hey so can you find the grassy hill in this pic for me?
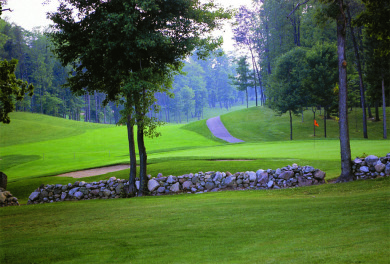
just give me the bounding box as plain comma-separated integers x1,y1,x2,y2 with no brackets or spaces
1,108,389,202
219,106,390,141
1,109,389,264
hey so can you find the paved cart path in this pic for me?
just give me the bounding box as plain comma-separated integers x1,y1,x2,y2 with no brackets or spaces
206,116,244,143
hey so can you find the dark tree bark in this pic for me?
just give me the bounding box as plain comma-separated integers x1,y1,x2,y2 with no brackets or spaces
289,110,293,140
374,101,380,121
137,121,148,196
382,75,387,139
346,5,368,138
336,0,352,182
126,114,137,197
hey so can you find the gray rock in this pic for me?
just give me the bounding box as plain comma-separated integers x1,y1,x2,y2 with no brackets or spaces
313,170,326,180
170,182,180,193
69,187,79,196
183,181,192,190
166,176,176,184
191,176,199,184
360,166,370,173
191,188,197,192
298,176,312,186
365,155,379,166
267,180,274,188
224,176,234,187
385,163,390,175
41,190,49,197
353,158,363,164
213,171,223,182
258,172,269,185
157,187,166,193
278,171,294,180
275,168,282,176
103,189,111,197
115,183,124,194
74,191,84,199
79,181,86,187
28,192,39,201
205,182,215,190
375,163,386,173
61,192,67,201
304,166,315,173
90,189,100,196
148,179,160,192
247,171,257,182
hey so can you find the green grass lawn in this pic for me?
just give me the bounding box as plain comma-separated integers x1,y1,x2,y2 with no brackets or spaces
1,177,389,264
1,108,389,263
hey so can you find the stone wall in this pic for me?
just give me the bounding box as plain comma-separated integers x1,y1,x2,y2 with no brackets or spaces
352,154,390,180
0,187,20,207
27,164,326,204
25,154,390,205
27,177,127,205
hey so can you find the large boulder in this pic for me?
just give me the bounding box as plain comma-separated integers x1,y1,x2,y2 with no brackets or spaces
365,155,379,166
29,192,40,201
170,182,180,193
314,170,326,180
385,163,390,175
247,171,257,182
182,181,192,190
148,179,160,192
375,163,386,173
278,171,294,180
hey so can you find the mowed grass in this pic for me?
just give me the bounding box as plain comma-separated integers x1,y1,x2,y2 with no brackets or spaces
1,109,389,264
1,177,389,264
221,106,390,141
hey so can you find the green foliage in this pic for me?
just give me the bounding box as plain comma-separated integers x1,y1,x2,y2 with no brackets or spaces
0,59,33,123
267,47,308,116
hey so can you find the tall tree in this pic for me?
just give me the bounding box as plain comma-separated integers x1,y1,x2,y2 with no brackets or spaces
49,0,230,196
0,59,34,123
267,47,308,140
231,56,252,109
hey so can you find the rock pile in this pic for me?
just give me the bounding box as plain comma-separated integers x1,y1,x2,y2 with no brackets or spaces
148,164,326,195
352,154,390,180
0,187,20,207
27,177,128,205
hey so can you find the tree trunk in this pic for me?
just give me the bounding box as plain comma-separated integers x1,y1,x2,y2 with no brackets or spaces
324,107,327,138
346,6,368,138
137,122,148,196
336,0,352,182
246,88,248,108
289,110,293,140
126,114,137,197
375,101,380,121
382,76,387,139
367,103,373,118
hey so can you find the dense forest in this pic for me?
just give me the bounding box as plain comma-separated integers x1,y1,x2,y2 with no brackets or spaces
1,0,389,129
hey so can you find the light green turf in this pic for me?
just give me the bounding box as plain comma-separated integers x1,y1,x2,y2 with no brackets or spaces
1,177,389,264
221,106,390,141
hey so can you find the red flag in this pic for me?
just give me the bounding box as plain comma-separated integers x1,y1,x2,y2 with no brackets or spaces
314,119,319,127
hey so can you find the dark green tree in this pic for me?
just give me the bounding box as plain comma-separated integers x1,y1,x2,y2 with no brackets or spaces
0,59,34,123
267,47,308,140
231,56,252,109
49,0,230,196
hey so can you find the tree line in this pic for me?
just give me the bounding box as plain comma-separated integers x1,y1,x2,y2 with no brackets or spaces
231,0,389,140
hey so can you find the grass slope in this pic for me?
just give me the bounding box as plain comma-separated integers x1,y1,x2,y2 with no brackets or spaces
1,177,389,264
220,106,390,141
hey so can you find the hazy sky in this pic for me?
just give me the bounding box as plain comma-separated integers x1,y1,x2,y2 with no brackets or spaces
2,0,253,52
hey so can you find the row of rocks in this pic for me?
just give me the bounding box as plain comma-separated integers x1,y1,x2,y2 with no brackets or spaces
27,177,128,204
147,164,326,195
0,187,20,207
27,163,325,204
352,154,390,180
24,154,390,205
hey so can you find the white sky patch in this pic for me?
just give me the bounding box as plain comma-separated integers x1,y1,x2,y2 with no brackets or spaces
2,0,254,51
